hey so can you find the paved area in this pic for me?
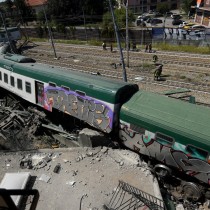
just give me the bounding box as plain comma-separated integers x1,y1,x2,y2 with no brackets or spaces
0,147,162,210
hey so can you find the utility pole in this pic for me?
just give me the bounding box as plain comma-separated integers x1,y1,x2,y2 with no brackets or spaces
42,1,57,59
141,0,144,48
163,13,166,41
82,7,88,43
108,0,127,82
126,0,129,67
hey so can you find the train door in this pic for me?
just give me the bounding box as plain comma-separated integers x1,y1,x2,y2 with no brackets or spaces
35,81,44,106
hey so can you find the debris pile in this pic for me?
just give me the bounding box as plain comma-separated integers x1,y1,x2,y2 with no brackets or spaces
0,104,53,150
0,93,82,150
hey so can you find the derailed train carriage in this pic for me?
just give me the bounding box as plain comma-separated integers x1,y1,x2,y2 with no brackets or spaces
120,91,210,201
0,53,210,201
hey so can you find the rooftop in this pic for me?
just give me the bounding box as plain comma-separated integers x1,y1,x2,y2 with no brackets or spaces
25,0,47,7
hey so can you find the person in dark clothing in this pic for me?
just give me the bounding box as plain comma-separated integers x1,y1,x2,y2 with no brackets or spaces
148,43,152,53
132,42,136,50
154,64,163,81
145,44,148,52
110,43,113,52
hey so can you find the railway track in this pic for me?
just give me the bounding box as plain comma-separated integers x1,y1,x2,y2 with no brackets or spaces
25,48,210,79
22,42,210,105
28,55,210,93
31,42,210,66
24,45,210,80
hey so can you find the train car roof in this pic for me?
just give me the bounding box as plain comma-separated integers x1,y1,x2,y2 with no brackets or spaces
0,54,138,104
120,90,210,150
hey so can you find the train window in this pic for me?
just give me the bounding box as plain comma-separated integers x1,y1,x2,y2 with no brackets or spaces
49,82,56,87
10,76,15,87
25,82,31,93
130,124,145,134
0,71,2,80
61,86,70,91
76,90,86,96
156,132,174,145
186,145,208,160
4,73,8,84
17,79,22,90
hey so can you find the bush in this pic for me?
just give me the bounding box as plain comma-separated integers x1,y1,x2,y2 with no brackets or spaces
36,26,44,38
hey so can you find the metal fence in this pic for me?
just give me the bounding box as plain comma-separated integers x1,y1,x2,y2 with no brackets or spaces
103,180,166,210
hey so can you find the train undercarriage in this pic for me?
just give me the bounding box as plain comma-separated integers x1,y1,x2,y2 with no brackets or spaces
152,163,210,209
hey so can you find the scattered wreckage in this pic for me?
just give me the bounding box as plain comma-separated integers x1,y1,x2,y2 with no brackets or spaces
0,93,80,150
0,92,110,150
0,147,168,210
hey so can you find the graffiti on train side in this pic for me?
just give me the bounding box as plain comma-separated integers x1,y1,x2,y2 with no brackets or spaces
43,87,113,133
120,123,210,184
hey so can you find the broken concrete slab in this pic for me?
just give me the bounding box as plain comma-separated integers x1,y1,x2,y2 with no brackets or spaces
78,128,111,147
39,174,51,183
0,147,162,210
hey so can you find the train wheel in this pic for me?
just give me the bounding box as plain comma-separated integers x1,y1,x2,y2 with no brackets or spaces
182,182,202,201
154,164,171,178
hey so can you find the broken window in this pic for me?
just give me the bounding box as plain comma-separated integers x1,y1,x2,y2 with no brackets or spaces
76,90,86,96
130,124,145,134
61,85,70,91
25,82,31,93
186,145,208,160
17,79,22,90
49,82,56,87
155,132,174,146
4,73,8,83
10,76,15,87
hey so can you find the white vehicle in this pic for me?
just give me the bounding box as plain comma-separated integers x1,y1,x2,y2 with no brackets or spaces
179,22,187,28
171,14,182,19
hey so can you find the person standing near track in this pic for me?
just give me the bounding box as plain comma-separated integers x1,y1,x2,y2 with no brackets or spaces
148,43,152,53
102,42,106,50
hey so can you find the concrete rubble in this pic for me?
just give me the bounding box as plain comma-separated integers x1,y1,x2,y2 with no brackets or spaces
0,147,162,210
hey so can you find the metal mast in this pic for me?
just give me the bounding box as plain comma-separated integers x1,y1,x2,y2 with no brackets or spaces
108,0,127,82
42,1,57,59
126,0,129,67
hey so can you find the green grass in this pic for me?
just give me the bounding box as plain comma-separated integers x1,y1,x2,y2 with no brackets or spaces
29,38,120,48
154,43,210,54
30,38,88,45
29,38,210,54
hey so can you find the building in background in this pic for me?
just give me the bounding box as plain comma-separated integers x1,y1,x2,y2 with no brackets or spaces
25,0,47,14
194,0,210,26
118,0,180,13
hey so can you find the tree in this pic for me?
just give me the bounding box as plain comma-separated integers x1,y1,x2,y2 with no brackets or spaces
12,0,35,22
101,7,135,38
46,0,117,24
181,0,196,14
5,0,13,12
156,3,169,14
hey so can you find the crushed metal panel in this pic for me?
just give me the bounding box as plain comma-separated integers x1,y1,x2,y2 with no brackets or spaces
0,172,31,206
104,180,165,210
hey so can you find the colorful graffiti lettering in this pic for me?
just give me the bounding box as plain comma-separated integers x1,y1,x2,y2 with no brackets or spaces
44,86,113,133
119,123,210,184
